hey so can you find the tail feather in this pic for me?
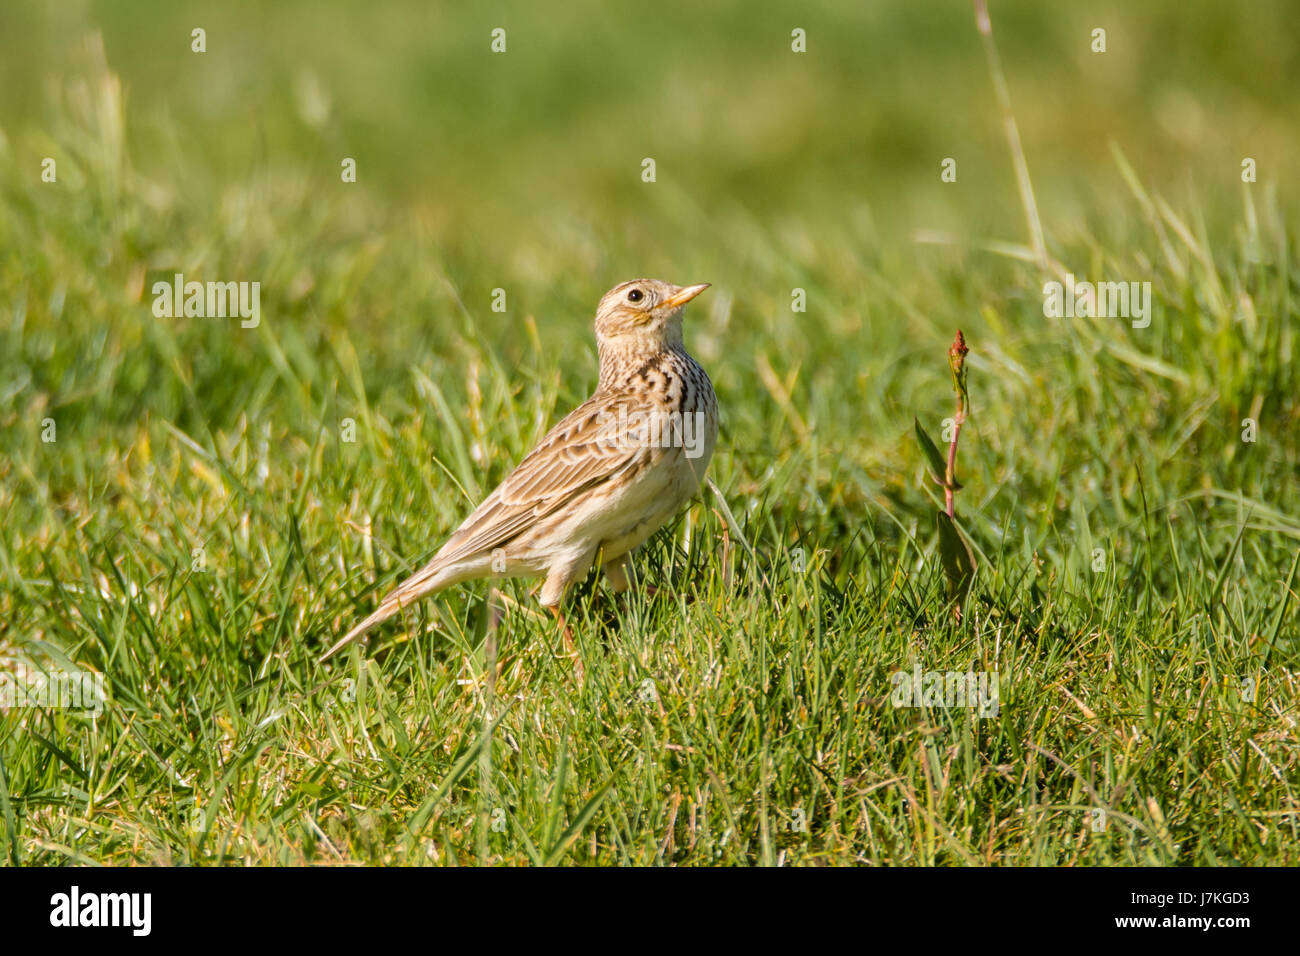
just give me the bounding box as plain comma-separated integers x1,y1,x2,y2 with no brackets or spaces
320,559,460,661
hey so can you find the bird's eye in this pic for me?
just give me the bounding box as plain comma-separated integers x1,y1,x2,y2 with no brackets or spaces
627,289,643,303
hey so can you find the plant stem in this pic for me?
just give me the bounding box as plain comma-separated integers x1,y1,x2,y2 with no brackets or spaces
945,409,964,519
946,330,970,518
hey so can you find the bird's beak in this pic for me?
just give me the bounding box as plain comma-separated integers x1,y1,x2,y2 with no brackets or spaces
662,283,710,308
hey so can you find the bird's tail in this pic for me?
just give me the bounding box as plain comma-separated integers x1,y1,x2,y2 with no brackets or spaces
320,558,461,661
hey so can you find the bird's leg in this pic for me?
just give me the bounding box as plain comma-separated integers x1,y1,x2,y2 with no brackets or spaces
486,587,510,682
640,583,697,605
618,561,692,604
605,554,667,601
546,604,584,686
603,555,631,593
607,556,653,615
536,553,598,685
603,556,670,616
487,587,506,634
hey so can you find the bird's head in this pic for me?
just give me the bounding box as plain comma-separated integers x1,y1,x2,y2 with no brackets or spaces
593,278,710,351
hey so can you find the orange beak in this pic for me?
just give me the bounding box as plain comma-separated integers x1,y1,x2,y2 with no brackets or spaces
662,283,710,308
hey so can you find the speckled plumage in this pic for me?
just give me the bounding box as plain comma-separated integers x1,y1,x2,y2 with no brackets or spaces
322,278,718,661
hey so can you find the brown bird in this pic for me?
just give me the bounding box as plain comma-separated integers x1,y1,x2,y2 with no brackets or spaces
321,278,718,661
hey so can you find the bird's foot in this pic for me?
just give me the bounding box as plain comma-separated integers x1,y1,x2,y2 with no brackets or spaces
636,584,696,604
546,605,585,687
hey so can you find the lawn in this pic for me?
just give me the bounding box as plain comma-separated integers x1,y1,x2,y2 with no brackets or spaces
0,0,1297,865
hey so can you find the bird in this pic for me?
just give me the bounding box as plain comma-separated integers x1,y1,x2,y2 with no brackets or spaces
320,278,718,662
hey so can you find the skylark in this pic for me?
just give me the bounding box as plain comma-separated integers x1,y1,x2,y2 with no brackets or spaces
321,278,718,661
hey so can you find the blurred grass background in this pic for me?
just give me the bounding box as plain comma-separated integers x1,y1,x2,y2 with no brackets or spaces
0,0,1297,865
7,0,1300,244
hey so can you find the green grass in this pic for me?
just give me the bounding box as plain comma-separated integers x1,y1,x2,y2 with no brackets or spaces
1,1,1298,865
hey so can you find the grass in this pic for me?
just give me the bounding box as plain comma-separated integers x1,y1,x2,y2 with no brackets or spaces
1,1,1298,866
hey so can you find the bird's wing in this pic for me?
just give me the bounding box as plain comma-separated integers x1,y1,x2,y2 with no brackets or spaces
320,389,655,662
429,388,652,567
